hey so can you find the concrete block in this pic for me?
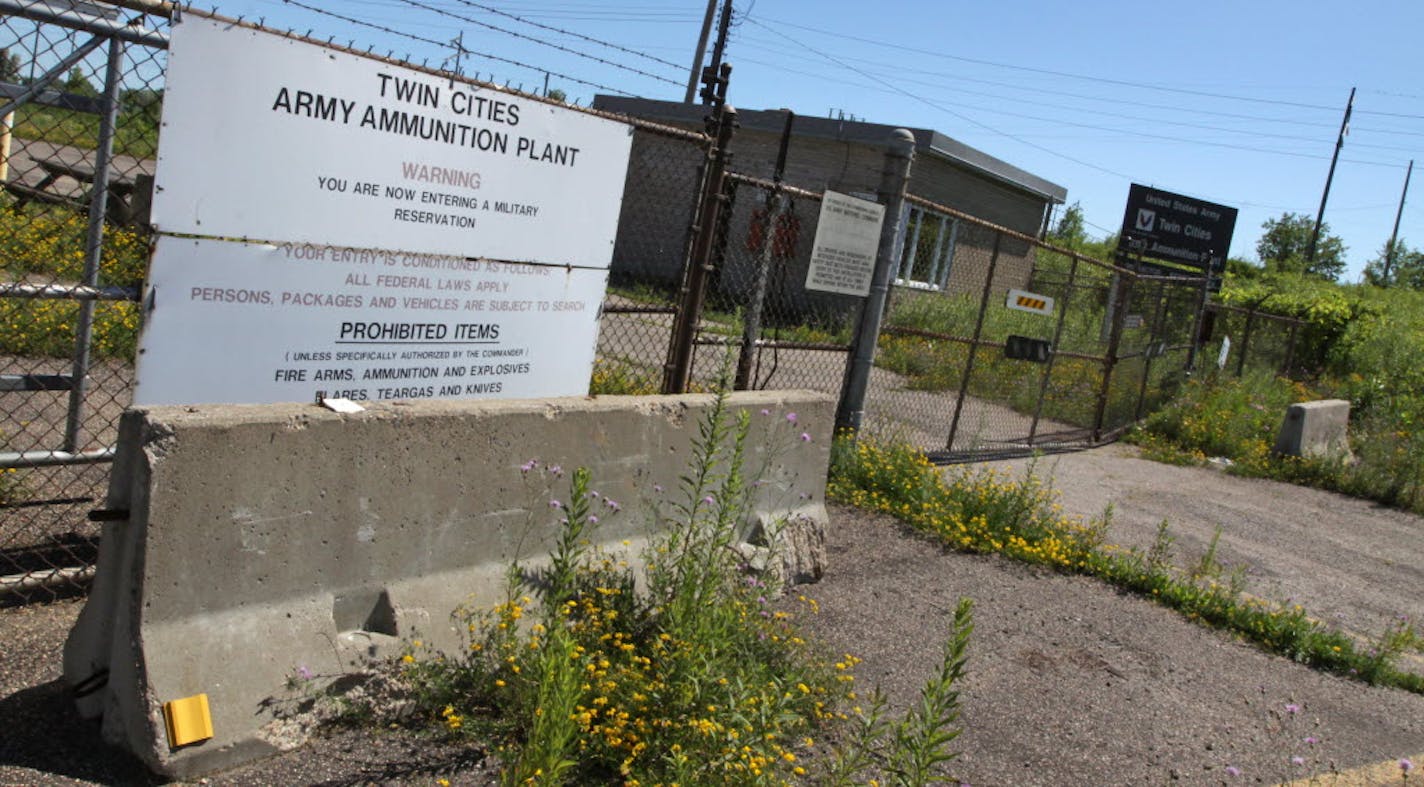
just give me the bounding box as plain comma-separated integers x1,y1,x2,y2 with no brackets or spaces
63,391,833,778
1273,399,1351,459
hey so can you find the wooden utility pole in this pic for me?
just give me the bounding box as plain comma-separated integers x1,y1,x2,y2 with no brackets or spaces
683,0,717,103
1384,159,1414,282
1307,87,1354,265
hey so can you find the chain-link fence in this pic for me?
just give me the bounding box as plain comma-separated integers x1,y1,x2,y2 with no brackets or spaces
1204,301,1303,379
1,2,1308,601
1,1,167,601
0,2,725,602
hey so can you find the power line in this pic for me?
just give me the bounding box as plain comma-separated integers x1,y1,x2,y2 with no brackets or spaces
734,36,1343,132
441,0,684,70
735,40,1422,155
278,0,636,95
396,0,681,86
738,25,1406,172
742,18,1134,180
753,16,1424,121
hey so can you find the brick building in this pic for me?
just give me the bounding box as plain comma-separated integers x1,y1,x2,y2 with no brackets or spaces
593,97,1068,318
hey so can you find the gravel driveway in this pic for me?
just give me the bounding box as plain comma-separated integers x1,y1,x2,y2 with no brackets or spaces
2,447,1422,785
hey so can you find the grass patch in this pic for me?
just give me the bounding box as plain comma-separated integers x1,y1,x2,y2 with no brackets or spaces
829,435,1424,694
1130,371,1424,516
12,99,161,161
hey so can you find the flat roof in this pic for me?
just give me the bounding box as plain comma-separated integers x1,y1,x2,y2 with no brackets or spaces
593,96,1068,204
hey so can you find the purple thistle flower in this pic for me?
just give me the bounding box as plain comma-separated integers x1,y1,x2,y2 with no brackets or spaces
1402,759,1415,774
589,490,600,499
297,665,313,680
520,460,537,473
1291,756,1305,766
549,499,562,509
1284,703,1300,715
785,412,797,424
800,432,811,442
587,515,599,524
760,408,771,416
548,464,563,477
1304,736,1319,745
605,498,620,511
701,495,716,505
1225,765,1241,777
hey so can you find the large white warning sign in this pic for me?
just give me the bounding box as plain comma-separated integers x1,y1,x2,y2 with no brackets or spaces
152,14,632,267
136,13,634,406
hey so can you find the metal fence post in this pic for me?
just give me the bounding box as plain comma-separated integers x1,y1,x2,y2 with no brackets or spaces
1184,270,1211,372
1282,321,1300,376
1135,279,1170,420
735,188,783,390
62,34,124,453
1235,306,1257,377
1028,253,1078,444
662,103,738,394
1092,271,1134,441
945,233,1002,452
834,128,916,433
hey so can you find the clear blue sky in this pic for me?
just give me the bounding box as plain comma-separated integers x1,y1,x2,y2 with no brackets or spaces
192,1,1424,280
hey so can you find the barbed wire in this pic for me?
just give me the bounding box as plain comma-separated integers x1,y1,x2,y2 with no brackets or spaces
279,0,636,96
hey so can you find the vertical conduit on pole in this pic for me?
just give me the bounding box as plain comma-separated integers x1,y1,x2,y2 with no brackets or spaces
833,128,916,435
63,36,123,453
662,97,737,394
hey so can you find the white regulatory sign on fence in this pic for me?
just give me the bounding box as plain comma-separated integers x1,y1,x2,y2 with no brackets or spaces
151,13,633,268
133,237,608,406
804,190,885,297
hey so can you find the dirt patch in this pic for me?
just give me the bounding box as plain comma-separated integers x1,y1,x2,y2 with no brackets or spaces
3,491,1422,785
987,444,1424,645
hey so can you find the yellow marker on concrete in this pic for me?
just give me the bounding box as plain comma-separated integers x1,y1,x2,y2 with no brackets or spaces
162,693,213,748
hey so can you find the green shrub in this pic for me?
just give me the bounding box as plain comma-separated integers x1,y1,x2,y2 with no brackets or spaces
300,386,974,785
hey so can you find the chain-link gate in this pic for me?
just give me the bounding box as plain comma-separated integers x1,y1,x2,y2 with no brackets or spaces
1,1,167,600
598,118,716,397
862,196,1263,462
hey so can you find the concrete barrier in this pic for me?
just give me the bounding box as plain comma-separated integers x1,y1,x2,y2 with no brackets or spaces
64,391,833,778
1273,399,1351,459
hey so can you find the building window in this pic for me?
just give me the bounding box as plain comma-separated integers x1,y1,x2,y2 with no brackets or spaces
895,206,958,290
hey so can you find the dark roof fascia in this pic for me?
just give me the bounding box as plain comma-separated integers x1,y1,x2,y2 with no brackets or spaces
592,96,1067,205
